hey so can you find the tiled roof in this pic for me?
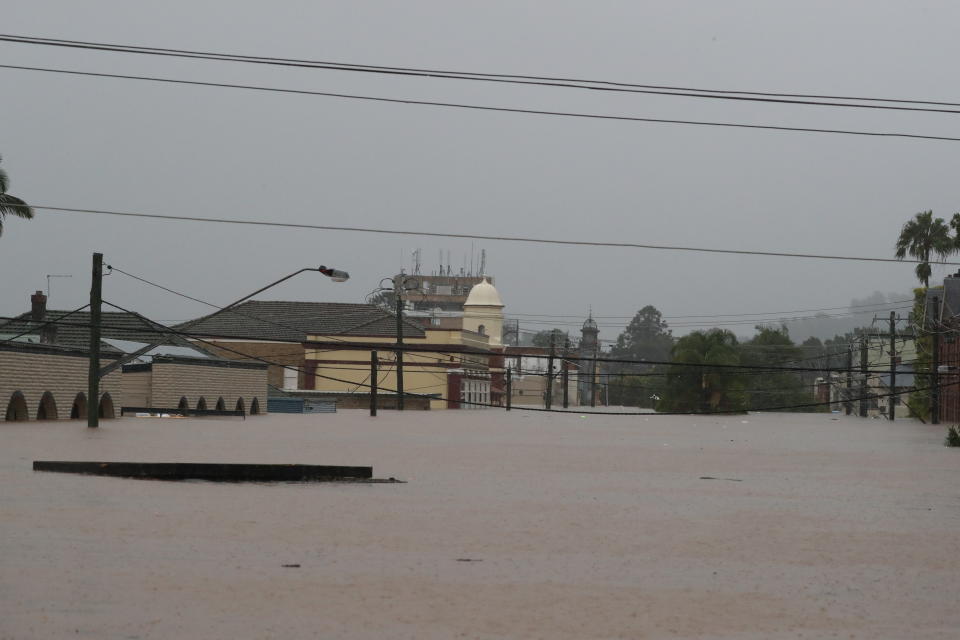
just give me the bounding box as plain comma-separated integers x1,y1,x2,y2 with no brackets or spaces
174,301,425,342
0,310,200,354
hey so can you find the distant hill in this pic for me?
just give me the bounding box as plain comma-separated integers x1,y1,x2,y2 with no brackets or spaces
737,291,912,343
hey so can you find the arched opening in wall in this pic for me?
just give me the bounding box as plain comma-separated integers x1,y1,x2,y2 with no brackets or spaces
36,392,58,421
215,397,225,411
196,397,207,412
250,397,260,415
71,393,87,419
98,393,115,419
478,324,486,336
5,391,28,422
235,397,245,414
177,397,189,415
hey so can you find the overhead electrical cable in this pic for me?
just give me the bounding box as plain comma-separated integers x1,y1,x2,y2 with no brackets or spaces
0,314,909,374
100,300,943,416
507,299,915,319
25,204,960,265
3,34,960,112
3,34,960,116
0,303,90,344
3,64,960,143
503,307,914,328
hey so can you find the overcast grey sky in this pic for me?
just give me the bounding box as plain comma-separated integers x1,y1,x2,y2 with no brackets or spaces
2,1,959,341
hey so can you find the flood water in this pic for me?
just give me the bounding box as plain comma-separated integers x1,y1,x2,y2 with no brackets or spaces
2,410,958,638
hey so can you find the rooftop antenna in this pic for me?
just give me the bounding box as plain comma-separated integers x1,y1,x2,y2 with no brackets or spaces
446,251,451,276
46,274,72,300
413,248,422,275
479,249,486,277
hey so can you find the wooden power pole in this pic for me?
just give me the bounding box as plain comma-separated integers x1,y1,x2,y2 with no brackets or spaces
370,350,378,417
87,252,102,428
931,296,940,425
889,311,897,421
859,337,868,418
395,280,404,411
545,333,555,410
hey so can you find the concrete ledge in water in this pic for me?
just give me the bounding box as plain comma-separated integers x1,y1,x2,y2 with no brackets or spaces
33,460,374,482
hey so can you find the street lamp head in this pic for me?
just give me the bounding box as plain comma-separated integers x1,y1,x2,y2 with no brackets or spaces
318,265,350,283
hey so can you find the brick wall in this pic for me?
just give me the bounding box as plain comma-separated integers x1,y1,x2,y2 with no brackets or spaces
195,341,303,390
121,370,152,407
149,360,268,414
0,345,123,421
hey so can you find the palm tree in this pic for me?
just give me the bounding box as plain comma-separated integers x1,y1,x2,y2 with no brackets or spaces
895,211,952,288
0,155,33,237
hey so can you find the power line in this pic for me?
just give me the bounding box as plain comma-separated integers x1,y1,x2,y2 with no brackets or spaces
508,299,915,320
27,203,960,265
506,307,914,328
3,34,960,116
100,299,942,416
0,314,912,374
4,34,960,110
107,263,391,351
0,303,89,344
4,63,960,143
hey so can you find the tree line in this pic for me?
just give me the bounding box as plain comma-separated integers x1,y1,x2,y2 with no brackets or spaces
530,305,856,413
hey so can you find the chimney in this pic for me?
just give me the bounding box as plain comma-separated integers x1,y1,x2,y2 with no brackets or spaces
30,291,46,322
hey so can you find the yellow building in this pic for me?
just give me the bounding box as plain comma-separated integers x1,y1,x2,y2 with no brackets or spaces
305,326,493,409
305,277,508,409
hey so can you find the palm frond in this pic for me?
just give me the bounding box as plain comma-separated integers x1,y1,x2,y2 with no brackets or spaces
0,194,34,219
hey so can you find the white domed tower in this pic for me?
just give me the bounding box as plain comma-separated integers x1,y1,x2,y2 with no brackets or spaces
462,277,504,346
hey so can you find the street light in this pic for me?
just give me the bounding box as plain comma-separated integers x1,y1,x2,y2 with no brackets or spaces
319,266,350,283
87,260,350,428
217,265,350,311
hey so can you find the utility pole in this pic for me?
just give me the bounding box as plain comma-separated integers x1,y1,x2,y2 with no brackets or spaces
506,366,512,411
87,252,102,428
859,337,868,418
889,311,897,421
370,351,378,417
562,337,570,409
545,333,555,410
845,348,853,415
395,279,404,411
590,344,597,408
931,296,940,425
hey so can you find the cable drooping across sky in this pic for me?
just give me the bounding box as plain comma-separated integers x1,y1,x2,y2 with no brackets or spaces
2,64,960,143
24,203,960,266
3,33,960,113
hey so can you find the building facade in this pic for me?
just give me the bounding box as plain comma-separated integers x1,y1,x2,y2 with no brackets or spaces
1,341,123,422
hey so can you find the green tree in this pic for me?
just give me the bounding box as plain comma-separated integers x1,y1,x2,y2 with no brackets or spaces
531,328,569,349
0,155,33,237
657,329,746,413
607,368,666,408
610,305,673,364
739,325,808,411
895,211,952,288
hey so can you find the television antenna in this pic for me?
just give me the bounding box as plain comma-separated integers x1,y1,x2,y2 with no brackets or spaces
46,274,72,300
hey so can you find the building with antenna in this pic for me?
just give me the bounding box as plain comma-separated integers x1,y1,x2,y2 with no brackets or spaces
393,248,494,314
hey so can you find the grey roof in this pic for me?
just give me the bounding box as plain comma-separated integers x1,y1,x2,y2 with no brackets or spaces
0,310,200,354
175,301,425,342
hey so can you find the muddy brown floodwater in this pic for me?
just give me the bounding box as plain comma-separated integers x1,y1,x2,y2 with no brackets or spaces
1,409,958,639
